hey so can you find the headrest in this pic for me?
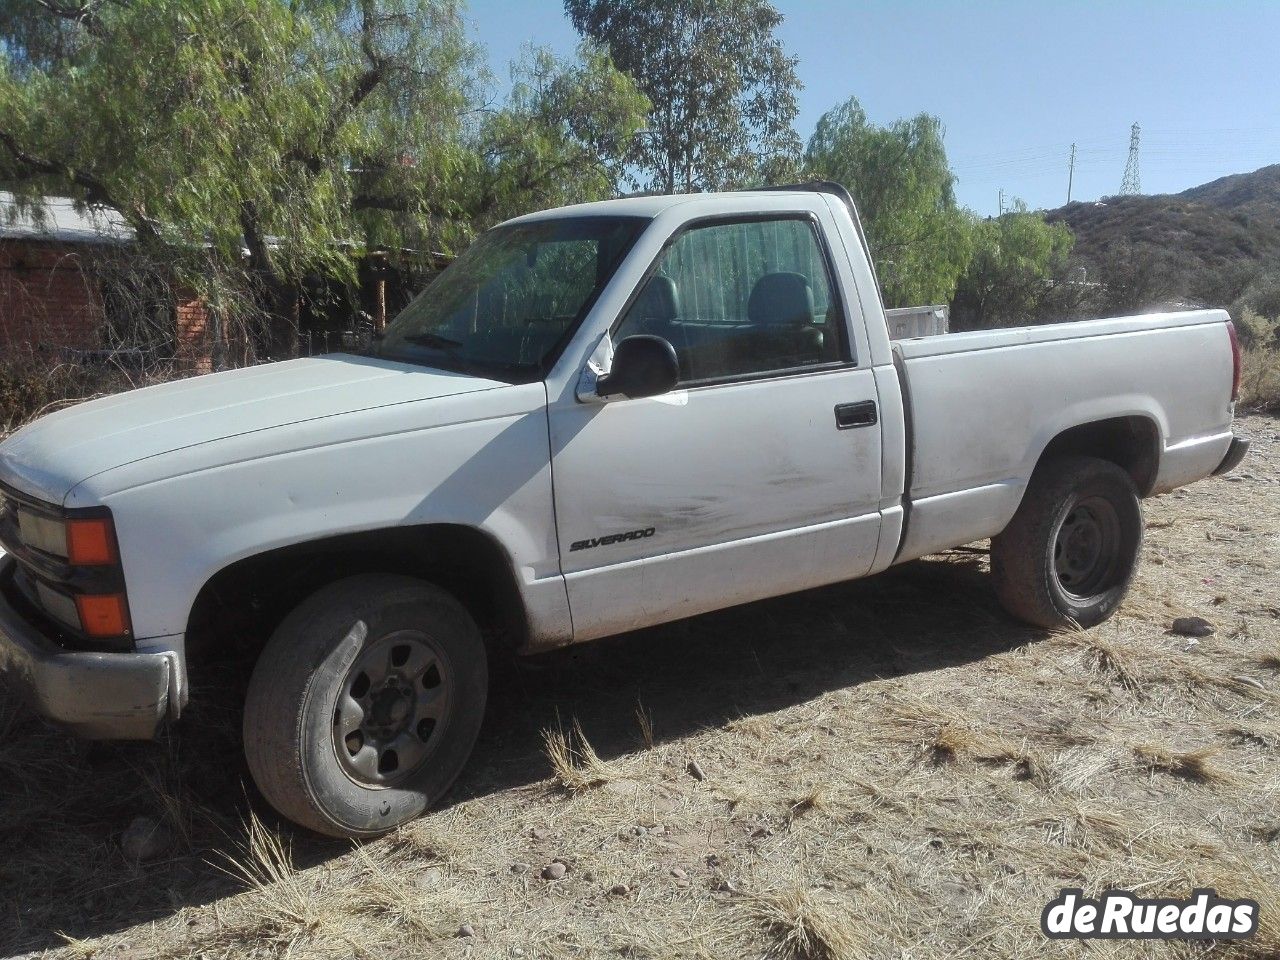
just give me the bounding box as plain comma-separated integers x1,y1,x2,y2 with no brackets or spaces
633,274,680,322
748,272,814,327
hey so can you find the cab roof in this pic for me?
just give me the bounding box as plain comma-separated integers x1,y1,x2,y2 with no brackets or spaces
503,186,841,226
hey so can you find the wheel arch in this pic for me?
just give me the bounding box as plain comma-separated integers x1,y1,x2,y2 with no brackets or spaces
1032,415,1161,498
185,523,529,661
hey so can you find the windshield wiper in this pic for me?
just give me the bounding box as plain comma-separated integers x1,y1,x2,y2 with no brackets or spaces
404,332,463,350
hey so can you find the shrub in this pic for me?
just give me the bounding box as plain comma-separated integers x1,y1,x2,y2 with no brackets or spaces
1233,307,1280,351
1230,272,1280,342
0,353,185,437
1239,345,1280,414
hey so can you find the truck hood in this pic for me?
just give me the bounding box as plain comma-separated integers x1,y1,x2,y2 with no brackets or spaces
0,355,508,503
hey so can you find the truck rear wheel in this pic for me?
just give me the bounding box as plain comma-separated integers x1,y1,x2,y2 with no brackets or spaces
991,456,1143,630
243,574,487,838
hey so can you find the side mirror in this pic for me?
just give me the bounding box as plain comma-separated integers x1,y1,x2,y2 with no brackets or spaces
595,335,679,400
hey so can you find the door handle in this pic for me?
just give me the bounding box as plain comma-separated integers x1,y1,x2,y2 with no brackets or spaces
834,400,878,430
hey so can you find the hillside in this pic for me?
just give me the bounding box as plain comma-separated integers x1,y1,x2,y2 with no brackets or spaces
1045,164,1280,306
1181,163,1280,221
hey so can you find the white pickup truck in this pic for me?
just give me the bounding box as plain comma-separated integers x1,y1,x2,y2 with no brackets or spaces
0,183,1248,837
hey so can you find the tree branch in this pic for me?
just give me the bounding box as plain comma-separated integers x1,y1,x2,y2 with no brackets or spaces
290,0,384,175
30,0,110,37
0,127,159,242
351,193,460,221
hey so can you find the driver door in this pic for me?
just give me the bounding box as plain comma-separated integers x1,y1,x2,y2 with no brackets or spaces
547,213,885,642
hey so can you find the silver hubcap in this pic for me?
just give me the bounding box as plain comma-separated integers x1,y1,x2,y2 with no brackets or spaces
332,630,450,787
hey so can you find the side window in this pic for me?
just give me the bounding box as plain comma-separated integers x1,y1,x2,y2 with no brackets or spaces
615,217,846,383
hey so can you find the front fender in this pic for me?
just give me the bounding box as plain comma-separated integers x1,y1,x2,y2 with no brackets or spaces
67,384,563,643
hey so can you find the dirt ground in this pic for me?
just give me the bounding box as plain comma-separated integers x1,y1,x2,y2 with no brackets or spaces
2,415,1277,960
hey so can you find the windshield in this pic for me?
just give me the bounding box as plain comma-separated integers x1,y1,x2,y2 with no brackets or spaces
376,216,648,380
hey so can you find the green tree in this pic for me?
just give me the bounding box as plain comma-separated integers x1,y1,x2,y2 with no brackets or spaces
951,204,1075,329
805,97,970,307
564,0,802,193
0,0,646,360
458,44,650,227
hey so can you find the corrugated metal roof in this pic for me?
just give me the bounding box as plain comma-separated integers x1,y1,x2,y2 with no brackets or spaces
0,192,134,244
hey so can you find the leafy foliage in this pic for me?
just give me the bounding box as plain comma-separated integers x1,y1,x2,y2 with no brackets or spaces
463,44,650,226
805,97,971,307
0,0,647,358
565,0,802,193
950,203,1074,329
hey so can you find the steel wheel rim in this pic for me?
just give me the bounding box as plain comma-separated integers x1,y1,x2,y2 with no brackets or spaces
1052,495,1122,600
332,629,452,788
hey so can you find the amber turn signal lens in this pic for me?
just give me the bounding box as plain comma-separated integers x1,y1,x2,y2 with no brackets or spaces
66,518,116,565
75,594,130,637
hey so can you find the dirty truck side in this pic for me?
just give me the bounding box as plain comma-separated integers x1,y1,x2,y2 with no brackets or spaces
0,183,1248,837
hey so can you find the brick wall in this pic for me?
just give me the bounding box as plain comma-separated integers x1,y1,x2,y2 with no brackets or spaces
174,293,213,372
0,239,216,370
0,239,106,353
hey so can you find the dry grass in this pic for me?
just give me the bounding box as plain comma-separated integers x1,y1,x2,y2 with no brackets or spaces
1240,345,1280,413
542,717,625,792
635,697,656,750
1,415,1277,959
216,811,341,952
928,723,1046,782
739,888,865,960
1133,743,1238,785
784,786,829,825
345,845,466,941
1252,644,1280,670
1072,634,1145,692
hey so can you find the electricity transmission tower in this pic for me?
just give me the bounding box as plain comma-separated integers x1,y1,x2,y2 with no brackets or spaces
1119,122,1141,195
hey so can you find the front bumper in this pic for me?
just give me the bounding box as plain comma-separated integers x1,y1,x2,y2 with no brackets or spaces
0,556,170,739
1212,435,1250,476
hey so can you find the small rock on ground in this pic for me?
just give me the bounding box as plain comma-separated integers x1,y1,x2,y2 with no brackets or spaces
687,759,706,781
541,861,567,881
1171,616,1215,637
416,866,444,888
121,816,173,864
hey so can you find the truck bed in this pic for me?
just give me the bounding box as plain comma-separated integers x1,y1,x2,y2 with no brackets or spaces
890,309,1236,564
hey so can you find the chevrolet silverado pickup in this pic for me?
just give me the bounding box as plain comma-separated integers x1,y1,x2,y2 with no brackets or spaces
0,182,1249,837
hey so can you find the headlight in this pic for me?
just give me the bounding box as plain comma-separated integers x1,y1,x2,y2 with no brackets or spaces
16,508,67,558
3,489,132,643
17,509,117,565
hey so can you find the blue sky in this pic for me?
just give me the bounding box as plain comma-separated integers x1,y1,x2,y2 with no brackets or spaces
466,0,1280,216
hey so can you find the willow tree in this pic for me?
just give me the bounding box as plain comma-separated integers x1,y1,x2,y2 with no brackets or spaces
951,203,1075,329
0,0,647,360
806,97,971,308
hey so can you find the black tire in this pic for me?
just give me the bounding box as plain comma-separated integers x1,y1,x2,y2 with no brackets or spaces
991,456,1143,630
243,574,487,838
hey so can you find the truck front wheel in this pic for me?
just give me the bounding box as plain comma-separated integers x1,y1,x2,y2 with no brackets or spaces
991,456,1143,630
243,574,487,837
